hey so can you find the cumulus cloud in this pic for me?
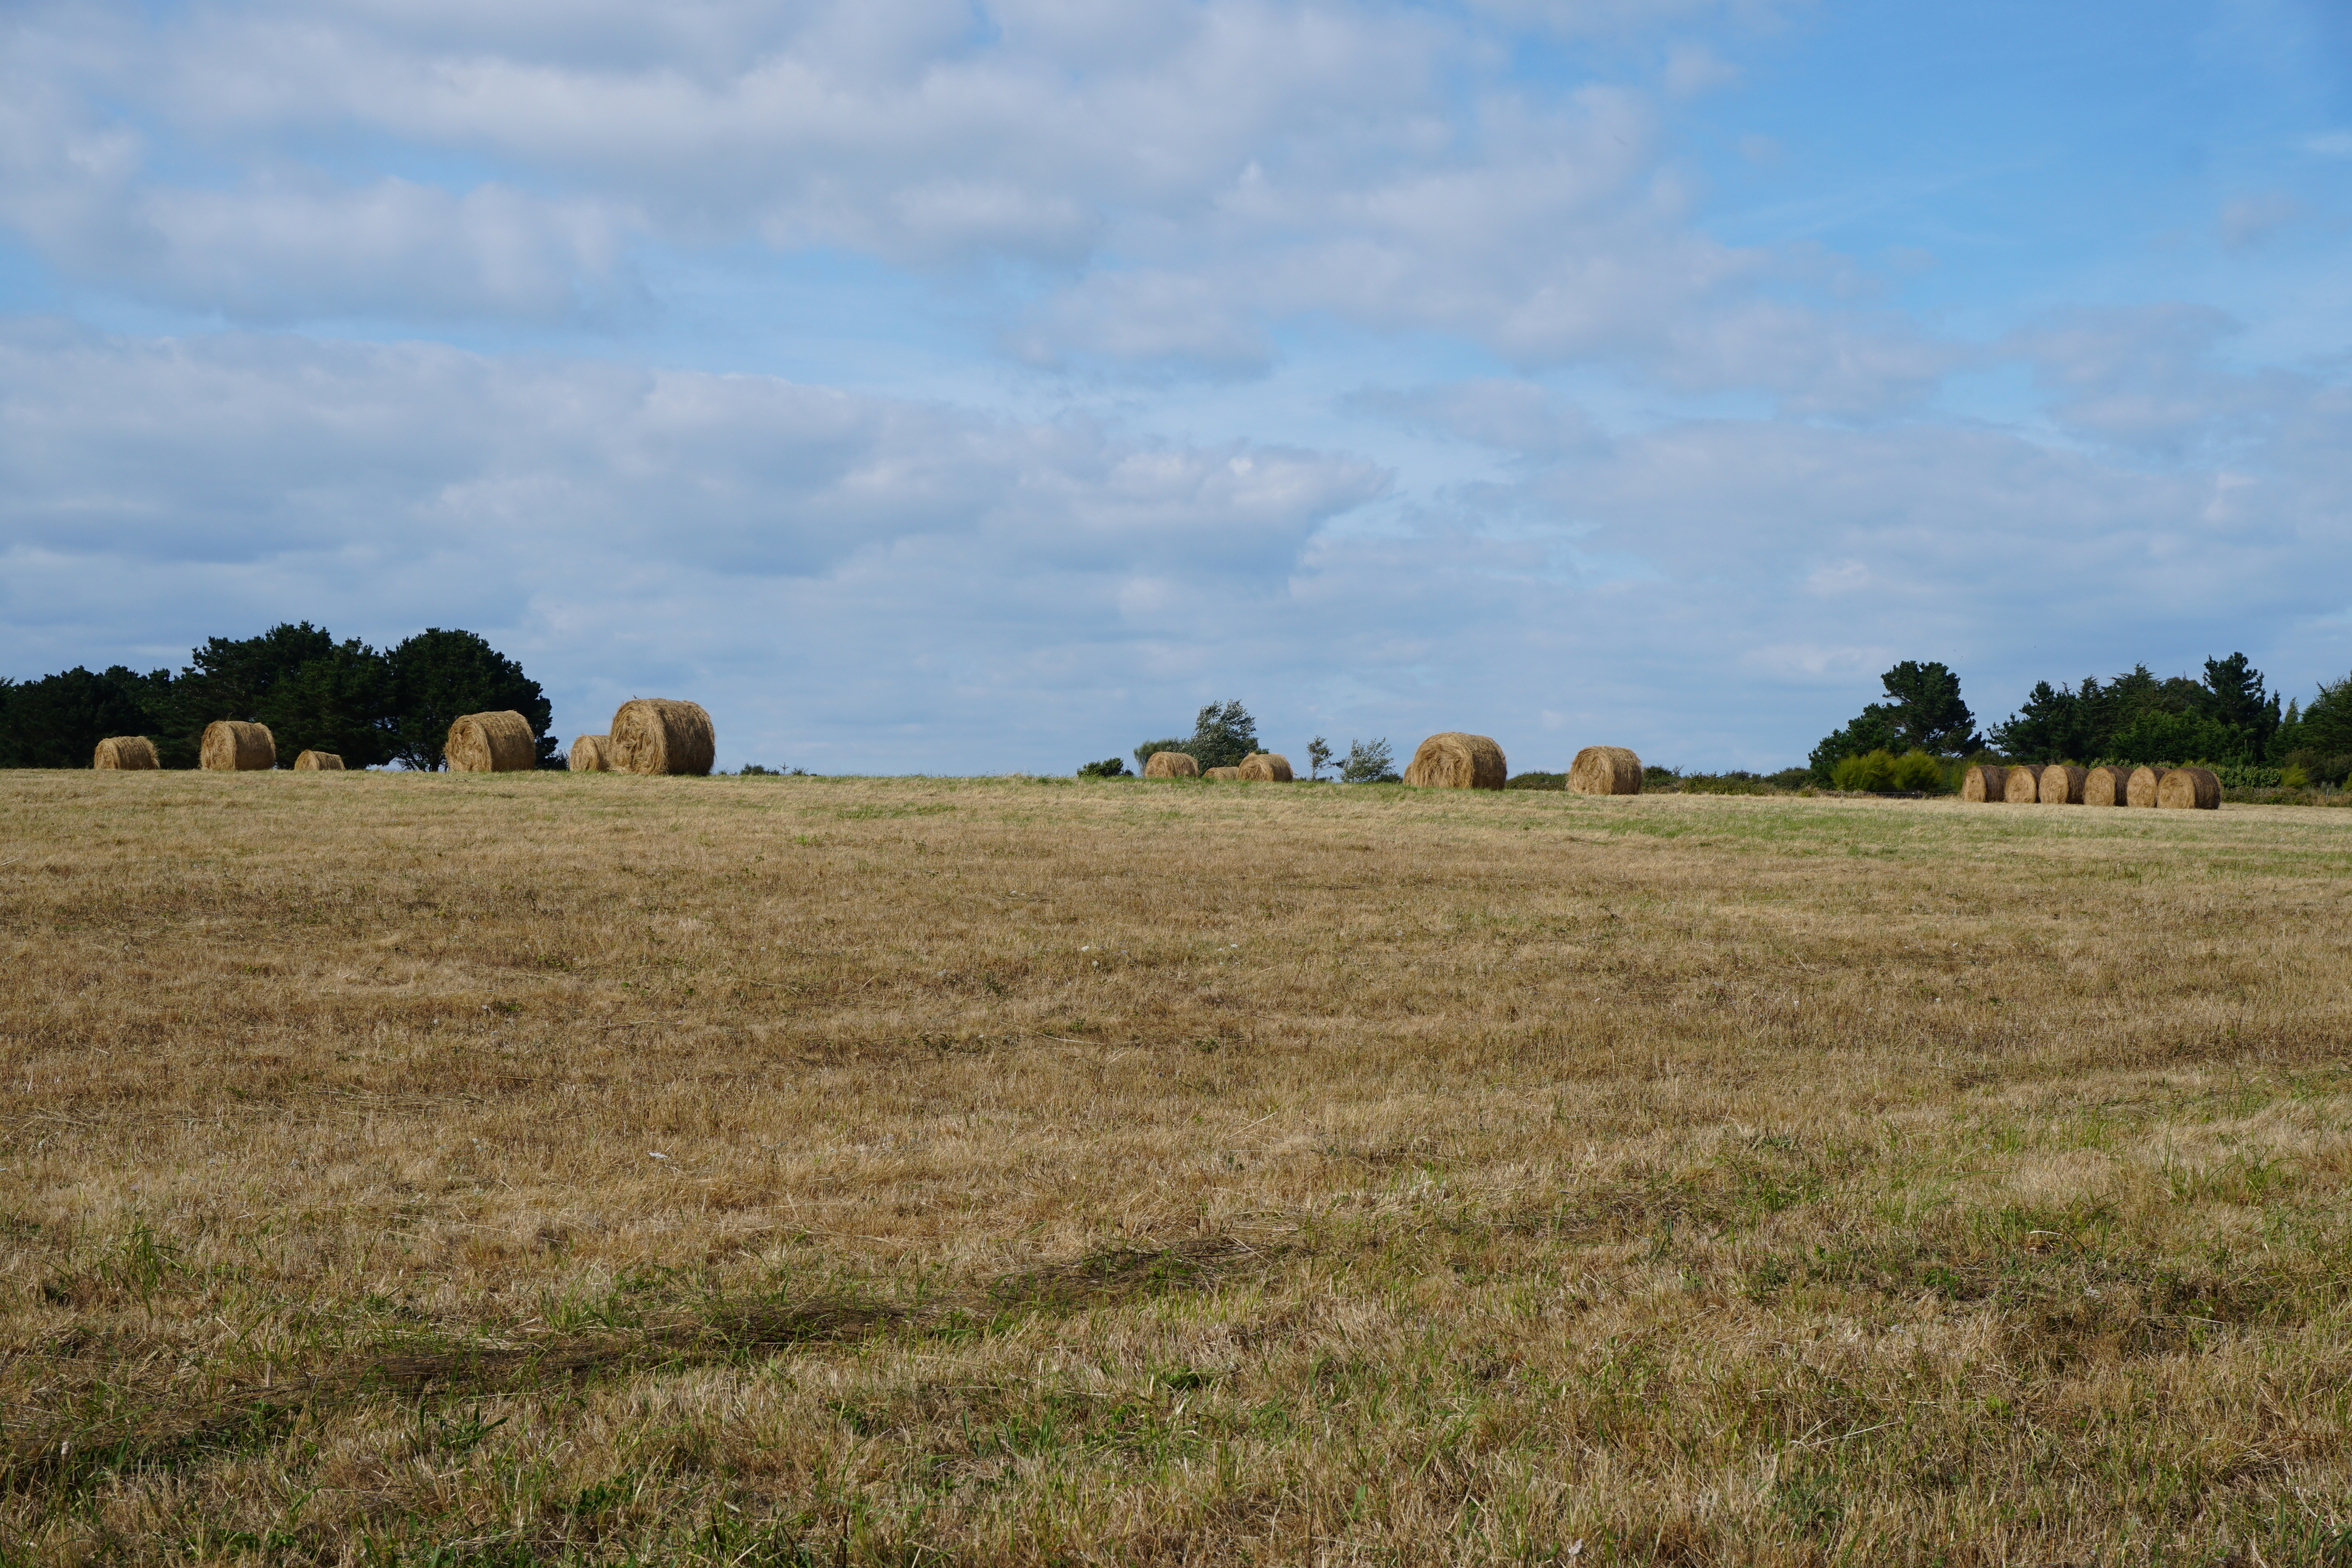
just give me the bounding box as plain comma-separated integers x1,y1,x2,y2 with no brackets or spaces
0,0,1932,404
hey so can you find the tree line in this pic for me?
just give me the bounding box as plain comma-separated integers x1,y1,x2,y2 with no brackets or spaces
1812,654,2352,785
0,624,555,770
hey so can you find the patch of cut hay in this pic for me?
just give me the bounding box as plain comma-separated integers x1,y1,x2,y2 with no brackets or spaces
1960,764,2009,803
92,736,158,771
1204,765,1244,781
2127,766,2170,808
1402,732,1506,790
2003,764,2045,803
199,721,275,772
1567,745,1642,795
609,699,716,776
570,734,611,773
1238,752,1294,782
292,751,345,771
2036,764,2087,804
445,711,536,774
2083,765,2133,807
2157,765,2221,810
1144,751,1199,779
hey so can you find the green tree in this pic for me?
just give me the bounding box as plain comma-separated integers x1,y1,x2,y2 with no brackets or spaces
1809,661,1977,783
1306,736,1333,781
0,666,175,768
1339,737,1395,783
387,629,555,770
1187,700,1259,770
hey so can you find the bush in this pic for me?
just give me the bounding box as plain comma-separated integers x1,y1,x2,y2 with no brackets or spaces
1889,750,1945,791
2282,764,2310,790
1076,757,1129,778
1831,750,1899,791
1505,772,1564,791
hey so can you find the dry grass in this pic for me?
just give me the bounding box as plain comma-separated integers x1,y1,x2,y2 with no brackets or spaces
5,772,2352,1565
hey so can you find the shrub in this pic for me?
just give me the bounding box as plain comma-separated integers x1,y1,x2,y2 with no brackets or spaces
1505,772,1565,791
2283,764,2310,790
1832,750,1899,791
1076,757,1129,778
1889,750,1945,791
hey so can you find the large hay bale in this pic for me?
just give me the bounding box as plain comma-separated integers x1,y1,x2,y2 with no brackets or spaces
292,750,345,771
1567,745,1642,795
2003,764,2045,804
92,735,159,770
1238,752,1294,782
200,720,276,771
2083,765,2133,807
445,710,537,773
2157,765,2221,810
1960,764,2009,803
569,734,612,773
1403,732,1506,790
2036,764,2087,804
1144,751,1199,778
609,699,716,776
1204,765,1244,781
2126,766,2170,808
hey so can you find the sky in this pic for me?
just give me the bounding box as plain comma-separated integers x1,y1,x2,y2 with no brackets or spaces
2,0,2347,774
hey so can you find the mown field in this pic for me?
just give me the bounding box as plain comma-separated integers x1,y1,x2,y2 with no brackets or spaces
4,770,2352,1566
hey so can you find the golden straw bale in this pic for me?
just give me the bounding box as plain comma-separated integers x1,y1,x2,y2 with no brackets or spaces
570,735,612,773
2082,765,2133,807
200,720,276,771
1960,764,2009,803
1238,752,1294,782
92,735,159,770
2036,764,2087,804
292,751,345,771
2157,765,2221,810
1567,745,1642,795
1402,733,1506,790
609,699,716,776
2003,764,2045,804
2126,766,2170,808
1204,765,1244,781
1144,751,1200,779
445,710,537,773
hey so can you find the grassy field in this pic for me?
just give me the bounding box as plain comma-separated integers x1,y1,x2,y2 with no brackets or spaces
5,770,2352,1566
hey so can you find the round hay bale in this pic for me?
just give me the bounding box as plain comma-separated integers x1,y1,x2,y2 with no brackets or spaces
1144,751,1200,779
1960,764,2009,803
2157,765,2221,810
2126,766,2170,808
2036,764,2087,804
92,735,159,770
292,750,345,771
609,699,715,776
1204,765,1244,780
1402,733,1506,790
445,710,537,773
569,734,612,772
2082,765,2134,807
1237,752,1294,782
2003,764,2045,804
1567,745,1642,795
200,720,276,771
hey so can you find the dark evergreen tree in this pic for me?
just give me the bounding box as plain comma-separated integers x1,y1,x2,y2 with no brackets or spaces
1809,661,1975,781
1187,699,1259,770
387,628,555,770
0,666,175,768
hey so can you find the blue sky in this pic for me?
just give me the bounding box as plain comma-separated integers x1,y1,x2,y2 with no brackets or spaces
2,0,2347,772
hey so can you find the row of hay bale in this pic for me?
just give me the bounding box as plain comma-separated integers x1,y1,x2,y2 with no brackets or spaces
1961,763,2220,810
1136,735,1647,793
90,697,716,776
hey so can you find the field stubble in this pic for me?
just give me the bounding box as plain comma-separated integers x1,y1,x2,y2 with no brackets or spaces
4,772,2352,1564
